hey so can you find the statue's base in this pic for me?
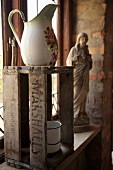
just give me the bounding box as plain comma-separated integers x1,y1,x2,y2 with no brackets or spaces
74,124,92,133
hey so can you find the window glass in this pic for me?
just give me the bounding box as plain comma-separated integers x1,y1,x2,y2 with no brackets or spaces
27,0,38,21
27,0,57,36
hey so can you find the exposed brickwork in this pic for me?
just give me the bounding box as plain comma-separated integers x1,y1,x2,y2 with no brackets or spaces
72,0,113,169
89,46,104,55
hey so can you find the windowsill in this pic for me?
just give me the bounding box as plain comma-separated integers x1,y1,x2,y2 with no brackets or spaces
74,124,101,156
56,124,101,170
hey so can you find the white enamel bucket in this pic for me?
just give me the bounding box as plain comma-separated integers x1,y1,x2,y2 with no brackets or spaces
47,121,62,154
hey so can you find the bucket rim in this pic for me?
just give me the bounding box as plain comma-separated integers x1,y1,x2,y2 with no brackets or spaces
47,120,62,130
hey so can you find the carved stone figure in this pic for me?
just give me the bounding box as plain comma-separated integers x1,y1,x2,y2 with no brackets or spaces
66,32,92,127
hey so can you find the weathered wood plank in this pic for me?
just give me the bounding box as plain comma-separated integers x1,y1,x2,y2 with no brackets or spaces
29,72,47,169
3,70,21,161
47,74,52,120
4,66,73,74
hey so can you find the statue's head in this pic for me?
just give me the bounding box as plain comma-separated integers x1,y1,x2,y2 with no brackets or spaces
76,33,88,47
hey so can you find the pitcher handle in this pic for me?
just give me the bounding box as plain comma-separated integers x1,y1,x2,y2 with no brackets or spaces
8,9,26,48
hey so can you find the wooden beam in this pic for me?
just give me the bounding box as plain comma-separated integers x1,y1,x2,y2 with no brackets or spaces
63,0,72,65
1,0,12,66
57,0,72,66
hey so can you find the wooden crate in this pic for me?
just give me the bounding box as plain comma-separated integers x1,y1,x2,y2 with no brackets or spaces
3,66,74,170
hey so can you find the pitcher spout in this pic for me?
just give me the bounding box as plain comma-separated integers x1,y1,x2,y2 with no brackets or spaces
39,4,58,20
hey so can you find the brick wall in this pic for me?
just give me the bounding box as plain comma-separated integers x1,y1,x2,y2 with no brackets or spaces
72,0,113,169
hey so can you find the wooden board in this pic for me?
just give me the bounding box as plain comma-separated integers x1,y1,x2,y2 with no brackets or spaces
3,70,21,161
29,72,47,169
59,70,74,145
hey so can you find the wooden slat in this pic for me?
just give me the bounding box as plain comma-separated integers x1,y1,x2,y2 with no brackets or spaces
29,72,47,169
3,70,21,161
47,74,52,120
59,70,73,145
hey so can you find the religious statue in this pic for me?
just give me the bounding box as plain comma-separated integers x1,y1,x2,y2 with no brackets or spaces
66,32,92,128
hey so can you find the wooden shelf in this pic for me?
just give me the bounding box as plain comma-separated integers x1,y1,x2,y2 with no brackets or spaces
74,125,101,156
56,125,101,170
47,144,73,169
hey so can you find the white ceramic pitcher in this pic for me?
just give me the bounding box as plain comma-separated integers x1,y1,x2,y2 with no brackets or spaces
8,4,58,66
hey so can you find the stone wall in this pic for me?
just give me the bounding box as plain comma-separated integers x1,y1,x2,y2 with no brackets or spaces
72,0,113,169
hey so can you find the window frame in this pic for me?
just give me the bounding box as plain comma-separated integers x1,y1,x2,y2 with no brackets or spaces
57,0,72,66
1,0,27,66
